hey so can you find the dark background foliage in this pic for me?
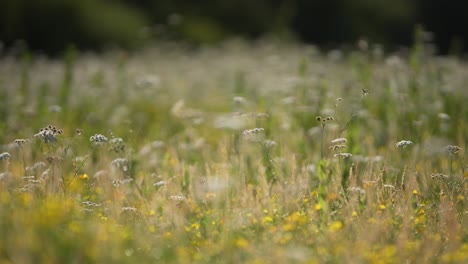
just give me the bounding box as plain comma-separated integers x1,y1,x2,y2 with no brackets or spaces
0,0,467,54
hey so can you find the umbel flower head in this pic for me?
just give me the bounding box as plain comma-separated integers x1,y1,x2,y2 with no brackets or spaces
34,125,63,144
0,152,11,161
444,145,462,156
242,128,265,142
396,140,413,149
90,134,108,146
316,116,334,128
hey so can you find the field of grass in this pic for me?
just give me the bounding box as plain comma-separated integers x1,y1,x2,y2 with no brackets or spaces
0,39,467,263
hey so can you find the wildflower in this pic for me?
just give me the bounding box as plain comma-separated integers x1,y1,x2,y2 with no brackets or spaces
444,145,462,156
48,105,62,113
362,89,370,96
437,113,450,120
90,134,108,144
242,127,264,136
315,116,335,128
79,173,89,180
314,204,322,211
396,140,413,149
233,96,247,104
431,173,448,181
263,139,277,148
82,201,101,207
331,138,347,144
109,137,125,153
328,221,344,232
14,139,30,146
122,207,137,212
34,125,63,144
120,178,133,184
316,116,334,127
0,152,11,161
334,153,352,158
0,172,12,180
307,164,316,173
112,180,121,187
154,181,167,187
242,128,265,142
235,238,250,249
329,144,347,151
348,187,365,195
169,195,186,201
27,179,42,184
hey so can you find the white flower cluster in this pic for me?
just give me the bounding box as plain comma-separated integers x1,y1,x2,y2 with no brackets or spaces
263,139,277,148
0,152,11,161
396,140,413,149
109,137,125,153
242,127,264,135
169,195,186,201
90,134,108,144
242,128,265,142
34,125,63,144
122,207,137,212
444,145,462,156
330,137,348,151
431,173,448,181
111,158,128,170
334,152,352,158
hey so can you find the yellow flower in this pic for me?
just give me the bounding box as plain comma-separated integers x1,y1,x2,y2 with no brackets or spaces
262,216,273,225
79,173,89,180
283,223,295,232
328,221,343,232
163,232,173,239
235,238,249,249
314,204,322,211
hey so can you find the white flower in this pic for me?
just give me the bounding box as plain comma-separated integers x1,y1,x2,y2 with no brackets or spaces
169,195,186,201
90,134,108,143
331,138,347,144
122,207,137,212
34,125,62,144
334,152,352,158
396,140,413,149
0,152,11,161
444,145,462,156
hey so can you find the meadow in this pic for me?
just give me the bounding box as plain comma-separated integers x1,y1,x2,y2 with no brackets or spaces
0,39,467,263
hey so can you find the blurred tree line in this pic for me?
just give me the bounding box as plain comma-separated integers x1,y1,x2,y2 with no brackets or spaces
0,0,467,54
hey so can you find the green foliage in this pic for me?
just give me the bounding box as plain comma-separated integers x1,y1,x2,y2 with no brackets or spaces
0,0,149,53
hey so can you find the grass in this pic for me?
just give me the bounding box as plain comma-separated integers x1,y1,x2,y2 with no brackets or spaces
0,39,467,263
